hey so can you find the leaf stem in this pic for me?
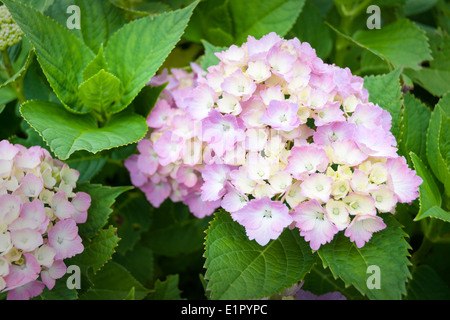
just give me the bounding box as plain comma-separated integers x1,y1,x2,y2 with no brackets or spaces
1,49,27,104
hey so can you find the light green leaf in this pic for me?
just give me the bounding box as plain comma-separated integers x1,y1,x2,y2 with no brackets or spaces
3,0,95,113
104,0,198,114
21,0,55,12
20,100,148,160
76,184,132,238
426,96,450,197
204,211,315,300
364,68,403,139
200,40,227,70
78,69,121,114
318,215,411,300
399,93,431,162
82,46,109,82
0,39,34,90
410,152,447,222
353,19,432,70
80,262,150,300
46,0,126,52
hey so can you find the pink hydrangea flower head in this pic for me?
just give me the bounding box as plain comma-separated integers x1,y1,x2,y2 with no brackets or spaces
128,33,422,253
0,141,90,300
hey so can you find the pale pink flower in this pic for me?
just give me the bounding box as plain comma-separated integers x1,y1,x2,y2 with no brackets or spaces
292,199,338,250
231,197,293,246
48,219,83,260
386,156,422,203
200,164,230,201
71,192,91,224
221,69,256,100
136,139,159,176
7,281,45,300
285,145,329,178
40,260,67,290
260,100,300,131
300,174,333,203
344,214,386,248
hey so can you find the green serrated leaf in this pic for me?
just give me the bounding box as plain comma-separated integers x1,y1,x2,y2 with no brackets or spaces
80,262,150,300
364,68,403,139
405,28,450,97
410,152,446,221
399,93,431,163
21,0,55,12
148,274,183,300
318,214,412,300
426,97,450,197
46,0,126,53
353,19,432,70
82,45,109,82
3,0,95,113
204,211,315,300
76,183,132,239
78,69,121,114
200,40,227,70
20,100,148,160
68,225,120,275
0,39,34,90
104,0,198,114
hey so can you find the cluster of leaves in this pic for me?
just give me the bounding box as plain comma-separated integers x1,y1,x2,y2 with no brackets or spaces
0,0,448,300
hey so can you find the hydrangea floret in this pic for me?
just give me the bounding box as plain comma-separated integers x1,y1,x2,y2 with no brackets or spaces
127,33,422,251
0,141,90,300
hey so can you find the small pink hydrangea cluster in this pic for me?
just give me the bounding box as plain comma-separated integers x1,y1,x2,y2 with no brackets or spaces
127,32,422,251
0,140,90,300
